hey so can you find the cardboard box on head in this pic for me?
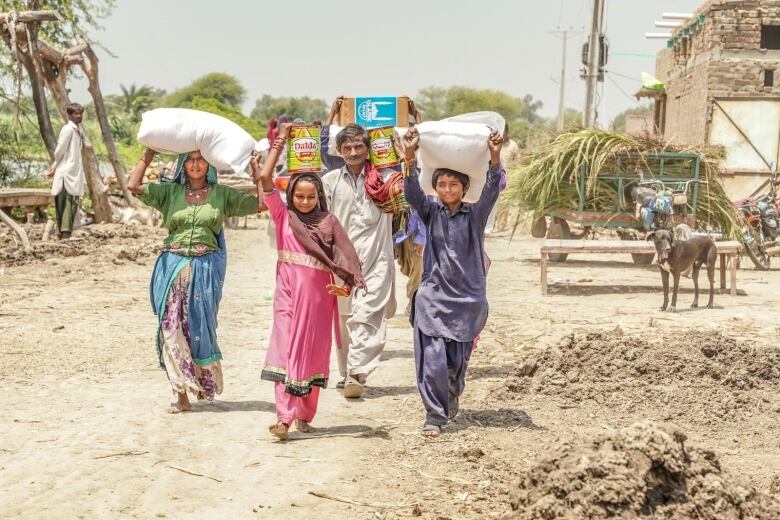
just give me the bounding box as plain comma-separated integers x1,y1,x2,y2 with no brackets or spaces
337,97,410,128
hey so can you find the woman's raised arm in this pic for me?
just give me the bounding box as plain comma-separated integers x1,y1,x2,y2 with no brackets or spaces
128,148,157,195
254,123,292,193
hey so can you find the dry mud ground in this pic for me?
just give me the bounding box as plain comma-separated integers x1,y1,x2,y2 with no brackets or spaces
2,220,779,519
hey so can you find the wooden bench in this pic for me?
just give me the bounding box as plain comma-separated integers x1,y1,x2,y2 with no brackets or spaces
540,239,740,296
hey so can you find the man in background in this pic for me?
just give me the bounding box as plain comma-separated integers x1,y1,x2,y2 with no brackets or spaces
48,103,86,240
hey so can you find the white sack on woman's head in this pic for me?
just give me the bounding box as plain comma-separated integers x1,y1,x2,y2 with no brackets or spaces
255,138,270,153
416,120,494,204
138,108,256,173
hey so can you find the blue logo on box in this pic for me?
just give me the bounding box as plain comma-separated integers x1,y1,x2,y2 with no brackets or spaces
355,97,397,128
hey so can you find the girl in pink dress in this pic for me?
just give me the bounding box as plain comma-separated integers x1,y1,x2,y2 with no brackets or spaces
252,124,365,441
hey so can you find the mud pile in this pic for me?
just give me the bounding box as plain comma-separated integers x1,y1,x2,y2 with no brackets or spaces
1,223,166,266
507,330,780,425
506,422,780,519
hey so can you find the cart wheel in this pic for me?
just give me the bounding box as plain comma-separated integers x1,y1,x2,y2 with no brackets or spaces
546,218,570,262
531,215,547,238
631,252,656,265
618,231,655,265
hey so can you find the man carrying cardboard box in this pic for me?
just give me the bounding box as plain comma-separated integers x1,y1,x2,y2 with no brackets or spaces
321,123,401,398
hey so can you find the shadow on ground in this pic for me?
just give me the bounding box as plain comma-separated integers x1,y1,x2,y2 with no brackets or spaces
447,407,544,433
467,365,515,380
381,349,414,361
362,385,417,399
194,400,276,413
285,423,393,442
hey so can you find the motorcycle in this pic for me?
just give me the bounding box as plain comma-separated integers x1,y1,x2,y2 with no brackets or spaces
735,163,780,270
632,179,697,232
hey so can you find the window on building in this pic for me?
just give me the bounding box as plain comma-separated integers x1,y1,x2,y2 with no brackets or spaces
761,25,780,49
766,69,775,87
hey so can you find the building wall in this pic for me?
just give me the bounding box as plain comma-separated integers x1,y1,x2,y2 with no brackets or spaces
659,0,780,147
709,57,780,97
710,1,762,50
660,59,711,145
624,114,656,136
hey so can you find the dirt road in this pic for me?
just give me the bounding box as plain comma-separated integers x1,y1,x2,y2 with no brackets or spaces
2,220,779,519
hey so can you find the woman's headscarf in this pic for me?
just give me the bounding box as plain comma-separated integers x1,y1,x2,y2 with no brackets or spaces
165,152,218,185
266,118,278,144
285,173,365,289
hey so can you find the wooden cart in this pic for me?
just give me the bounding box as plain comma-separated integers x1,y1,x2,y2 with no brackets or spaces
544,151,702,265
0,188,54,252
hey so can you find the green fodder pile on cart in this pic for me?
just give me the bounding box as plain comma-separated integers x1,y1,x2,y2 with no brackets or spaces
504,129,741,239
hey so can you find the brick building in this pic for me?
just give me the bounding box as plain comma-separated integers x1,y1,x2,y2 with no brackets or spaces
655,0,780,198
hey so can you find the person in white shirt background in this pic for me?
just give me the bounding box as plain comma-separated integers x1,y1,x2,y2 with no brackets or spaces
48,103,87,240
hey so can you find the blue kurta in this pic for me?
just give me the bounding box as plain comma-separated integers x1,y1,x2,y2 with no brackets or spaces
404,162,503,342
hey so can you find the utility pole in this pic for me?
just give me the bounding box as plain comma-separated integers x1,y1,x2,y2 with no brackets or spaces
583,0,606,127
548,29,572,132
549,28,581,131
558,31,568,131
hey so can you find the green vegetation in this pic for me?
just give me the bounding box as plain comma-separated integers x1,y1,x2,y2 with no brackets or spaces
415,86,581,146
163,73,246,109
251,95,328,124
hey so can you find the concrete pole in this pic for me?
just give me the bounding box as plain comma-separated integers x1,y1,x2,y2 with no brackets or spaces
583,0,605,127
557,31,568,131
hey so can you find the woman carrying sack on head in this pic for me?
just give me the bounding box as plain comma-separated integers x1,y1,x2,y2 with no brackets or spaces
255,123,365,441
128,149,263,413
402,126,504,438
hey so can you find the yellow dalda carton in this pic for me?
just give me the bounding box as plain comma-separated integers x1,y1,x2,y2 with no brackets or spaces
287,125,321,174
368,126,400,168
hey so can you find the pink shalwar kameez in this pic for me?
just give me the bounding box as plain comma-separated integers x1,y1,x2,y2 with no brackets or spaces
261,190,340,425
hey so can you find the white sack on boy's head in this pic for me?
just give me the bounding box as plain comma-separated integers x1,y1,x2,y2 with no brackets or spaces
415,119,497,204
442,111,506,135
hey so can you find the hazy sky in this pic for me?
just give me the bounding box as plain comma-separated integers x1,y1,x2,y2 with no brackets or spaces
70,0,701,125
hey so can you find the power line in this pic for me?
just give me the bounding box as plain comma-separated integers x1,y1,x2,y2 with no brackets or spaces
609,70,643,83
606,73,642,106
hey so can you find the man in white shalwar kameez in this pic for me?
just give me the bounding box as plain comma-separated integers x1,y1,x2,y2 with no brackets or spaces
322,124,396,399
48,103,87,240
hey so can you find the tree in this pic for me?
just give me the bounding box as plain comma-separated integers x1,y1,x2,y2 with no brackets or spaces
158,73,264,139
163,73,246,108
251,95,328,123
610,105,654,133
415,86,547,146
188,96,265,139
107,83,165,122
415,87,448,121
518,94,544,124
0,0,116,155
0,1,124,220
0,0,115,45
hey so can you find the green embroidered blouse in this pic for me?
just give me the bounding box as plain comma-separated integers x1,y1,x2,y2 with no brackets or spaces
138,183,258,255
